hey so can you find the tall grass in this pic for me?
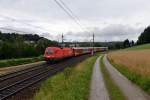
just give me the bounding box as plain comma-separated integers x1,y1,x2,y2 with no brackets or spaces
34,55,98,100
108,50,150,93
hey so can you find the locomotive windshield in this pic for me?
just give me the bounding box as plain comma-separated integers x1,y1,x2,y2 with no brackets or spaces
47,49,54,54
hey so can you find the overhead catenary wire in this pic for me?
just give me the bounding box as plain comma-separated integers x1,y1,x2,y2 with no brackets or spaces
61,0,93,34
53,0,87,32
58,0,89,31
54,0,93,37
58,0,82,24
0,14,54,33
53,0,94,43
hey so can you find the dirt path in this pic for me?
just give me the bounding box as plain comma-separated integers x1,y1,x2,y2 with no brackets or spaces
103,55,150,100
89,56,110,100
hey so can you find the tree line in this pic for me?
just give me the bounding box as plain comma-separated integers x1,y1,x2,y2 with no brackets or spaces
112,26,150,49
137,26,150,44
0,31,58,59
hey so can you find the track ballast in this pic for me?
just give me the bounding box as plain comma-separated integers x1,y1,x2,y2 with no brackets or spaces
0,54,90,100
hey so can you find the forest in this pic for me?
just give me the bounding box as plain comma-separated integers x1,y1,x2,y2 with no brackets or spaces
0,31,58,59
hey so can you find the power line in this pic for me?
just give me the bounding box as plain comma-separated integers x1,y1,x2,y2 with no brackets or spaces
53,0,86,32
62,33,64,44
54,0,94,44
0,14,51,33
58,0,91,33
58,0,81,24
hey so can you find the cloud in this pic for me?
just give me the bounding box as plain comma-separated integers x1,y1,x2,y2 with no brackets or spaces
0,0,149,42
40,32,53,39
65,24,144,42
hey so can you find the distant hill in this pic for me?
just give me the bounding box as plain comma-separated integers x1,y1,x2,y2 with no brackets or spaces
0,32,42,42
126,43,150,50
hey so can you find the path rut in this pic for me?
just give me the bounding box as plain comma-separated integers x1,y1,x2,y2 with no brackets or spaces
89,56,109,100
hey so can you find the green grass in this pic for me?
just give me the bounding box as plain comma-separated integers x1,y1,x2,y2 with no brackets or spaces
126,43,150,50
100,55,125,100
0,55,43,68
108,57,150,94
34,55,98,100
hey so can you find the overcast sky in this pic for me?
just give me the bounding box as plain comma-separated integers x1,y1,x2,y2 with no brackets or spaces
0,0,150,42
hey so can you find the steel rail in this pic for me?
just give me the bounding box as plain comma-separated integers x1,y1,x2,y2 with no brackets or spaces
0,64,47,82
0,63,67,100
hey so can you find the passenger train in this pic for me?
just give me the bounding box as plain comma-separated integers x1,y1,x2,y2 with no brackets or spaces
44,47,108,62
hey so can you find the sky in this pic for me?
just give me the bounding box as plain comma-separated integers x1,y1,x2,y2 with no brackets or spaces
0,0,150,42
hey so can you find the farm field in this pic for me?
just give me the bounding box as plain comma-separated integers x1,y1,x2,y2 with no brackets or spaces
34,55,98,100
108,44,150,93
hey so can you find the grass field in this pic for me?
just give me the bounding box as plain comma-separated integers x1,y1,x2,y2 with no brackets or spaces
0,55,43,68
108,44,150,93
126,43,150,50
34,55,98,100
100,56,125,100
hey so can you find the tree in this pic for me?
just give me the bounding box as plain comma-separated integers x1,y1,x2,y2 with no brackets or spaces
123,39,130,48
115,43,121,49
0,32,59,59
130,40,134,46
36,38,58,54
138,26,150,44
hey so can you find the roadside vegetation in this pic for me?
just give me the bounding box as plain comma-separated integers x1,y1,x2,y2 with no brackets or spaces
0,55,43,68
100,55,125,100
108,45,150,93
34,55,98,100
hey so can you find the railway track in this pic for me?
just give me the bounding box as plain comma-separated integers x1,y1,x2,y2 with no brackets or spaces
0,64,47,82
0,54,90,100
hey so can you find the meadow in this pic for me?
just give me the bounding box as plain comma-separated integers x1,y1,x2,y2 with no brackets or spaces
108,44,150,93
126,43,150,50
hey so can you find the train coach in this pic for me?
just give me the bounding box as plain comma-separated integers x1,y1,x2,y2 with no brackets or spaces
44,47,108,62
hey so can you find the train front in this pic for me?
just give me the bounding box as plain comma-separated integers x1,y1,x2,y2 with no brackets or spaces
44,47,62,62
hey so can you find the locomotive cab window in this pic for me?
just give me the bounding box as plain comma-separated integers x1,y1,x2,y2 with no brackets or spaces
47,49,54,54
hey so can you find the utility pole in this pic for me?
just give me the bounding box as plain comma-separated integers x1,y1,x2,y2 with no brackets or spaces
61,33,64,48
93,33,94,47
92,33,94,55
